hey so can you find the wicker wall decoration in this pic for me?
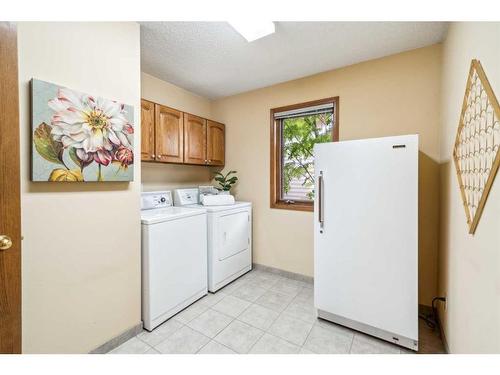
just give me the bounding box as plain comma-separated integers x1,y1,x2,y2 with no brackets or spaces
453,59,500,234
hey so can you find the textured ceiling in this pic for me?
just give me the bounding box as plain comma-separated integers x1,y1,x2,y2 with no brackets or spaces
140,22,448,99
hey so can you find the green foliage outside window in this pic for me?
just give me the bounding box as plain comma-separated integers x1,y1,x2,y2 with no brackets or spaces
282,112,333,200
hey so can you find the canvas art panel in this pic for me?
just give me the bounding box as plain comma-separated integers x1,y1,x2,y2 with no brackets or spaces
31,79,134,182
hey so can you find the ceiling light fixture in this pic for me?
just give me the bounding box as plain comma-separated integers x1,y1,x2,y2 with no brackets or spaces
228,21,275,42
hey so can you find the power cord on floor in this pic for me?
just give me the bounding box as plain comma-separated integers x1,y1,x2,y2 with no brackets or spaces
419,296,446,331
419,312,436,330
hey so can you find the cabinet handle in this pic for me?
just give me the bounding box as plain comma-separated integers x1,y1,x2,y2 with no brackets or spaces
151,154,155,159
208,159,212,163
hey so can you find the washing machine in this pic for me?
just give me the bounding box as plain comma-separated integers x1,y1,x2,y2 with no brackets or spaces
141,191,207,331
174,188,252,292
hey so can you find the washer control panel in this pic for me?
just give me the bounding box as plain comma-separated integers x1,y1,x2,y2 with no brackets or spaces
141,191,173,210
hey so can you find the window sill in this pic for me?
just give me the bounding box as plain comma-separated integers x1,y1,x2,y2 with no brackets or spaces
270,201,313,212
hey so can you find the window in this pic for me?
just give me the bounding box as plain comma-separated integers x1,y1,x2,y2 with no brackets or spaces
270,97,339,211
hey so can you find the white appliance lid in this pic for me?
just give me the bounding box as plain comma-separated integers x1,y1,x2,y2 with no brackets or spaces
141,206,207,224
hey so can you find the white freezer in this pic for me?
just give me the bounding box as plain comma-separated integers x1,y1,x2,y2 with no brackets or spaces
313,134,419,351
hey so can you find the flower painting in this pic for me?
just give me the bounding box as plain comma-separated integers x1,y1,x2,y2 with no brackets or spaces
31,79,134,182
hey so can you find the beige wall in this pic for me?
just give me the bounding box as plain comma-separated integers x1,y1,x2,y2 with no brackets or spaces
18,22,141,353
212,45,442,306
141,72,216,191
439,22,500,353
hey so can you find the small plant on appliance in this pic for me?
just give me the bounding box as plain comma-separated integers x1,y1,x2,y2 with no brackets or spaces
213,170,238,193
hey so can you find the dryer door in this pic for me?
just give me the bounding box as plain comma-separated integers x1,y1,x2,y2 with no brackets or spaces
217,209,250,260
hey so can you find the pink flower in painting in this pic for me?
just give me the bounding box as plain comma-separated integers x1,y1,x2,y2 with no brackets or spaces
48,88,133,163
93,149,114,166
75,148,94,164
114,146,134,168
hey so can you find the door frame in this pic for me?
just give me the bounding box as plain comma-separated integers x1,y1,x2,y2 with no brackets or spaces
0,21,22,354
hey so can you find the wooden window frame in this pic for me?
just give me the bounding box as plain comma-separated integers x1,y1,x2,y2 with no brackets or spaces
270,97,339,212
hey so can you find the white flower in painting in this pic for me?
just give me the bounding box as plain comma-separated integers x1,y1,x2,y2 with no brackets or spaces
48,87,133,165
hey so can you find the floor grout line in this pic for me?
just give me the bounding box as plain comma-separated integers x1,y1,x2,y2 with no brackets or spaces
135,320,186,349
301,320,316,353
348,332,355,354
196,339,236,354
244,328,266,354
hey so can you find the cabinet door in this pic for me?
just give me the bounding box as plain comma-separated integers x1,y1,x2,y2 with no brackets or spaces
155,104,184,163
140,99,155,161
207,120,225,166
183,113,207,165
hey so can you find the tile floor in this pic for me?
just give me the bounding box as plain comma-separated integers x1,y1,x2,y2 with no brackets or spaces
110,269,445,354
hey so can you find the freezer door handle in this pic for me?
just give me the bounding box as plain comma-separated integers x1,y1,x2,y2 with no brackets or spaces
318,171,324,229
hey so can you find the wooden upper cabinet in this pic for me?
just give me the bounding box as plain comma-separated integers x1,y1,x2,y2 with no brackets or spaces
140,98,225,167
155,104,184,163
140,99,155,161
183,113,207,165
207,120,225,166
